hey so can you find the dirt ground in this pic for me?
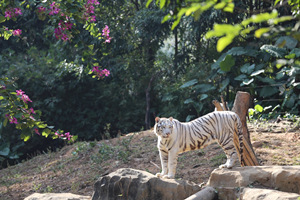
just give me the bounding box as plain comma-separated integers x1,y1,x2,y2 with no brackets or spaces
0,118,299,200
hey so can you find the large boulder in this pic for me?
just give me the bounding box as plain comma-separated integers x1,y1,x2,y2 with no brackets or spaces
92,168,201,200
24,193,91,200
241,188,300,200
207,166,300,194
207,166,300,200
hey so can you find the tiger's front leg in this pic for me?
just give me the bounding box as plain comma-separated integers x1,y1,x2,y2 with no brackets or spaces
156,149,168,178
163,150,178,179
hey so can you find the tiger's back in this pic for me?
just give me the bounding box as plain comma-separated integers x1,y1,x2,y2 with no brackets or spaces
175,111,243,158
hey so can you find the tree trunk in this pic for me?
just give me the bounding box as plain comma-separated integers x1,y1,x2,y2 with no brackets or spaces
145,75,156,130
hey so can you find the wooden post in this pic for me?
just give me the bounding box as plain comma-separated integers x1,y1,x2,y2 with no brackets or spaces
213,92,260,166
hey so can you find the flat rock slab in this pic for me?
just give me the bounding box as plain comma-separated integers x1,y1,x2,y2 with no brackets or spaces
207,166,300,194
241,188,300,200
92,168,201,200
24,193,91,200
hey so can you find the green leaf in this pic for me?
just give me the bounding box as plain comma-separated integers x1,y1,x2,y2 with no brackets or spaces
146,0,154,7
217,35,235,52
223,3,234,13
0,143,10,156
199,94,208,101
21,134,31,142
251,69,265,77
255,28,270,38
160,0,166,9
3,118,8,127
227,47,247,56
161,14,172,23
193,84,216,93
254,104,263,112
171,17,181,30
259,86,278,98
275,36,298,49
220,55,235,72
234,74,247,81
289,48,300,58
248,108,255,116
184,98,194,104
256,76,276,84
260,45,287,58
219,78,230,92
37,123,47,129
0,96,4,100
42,128,51,138
214,2,226,9
242,10,278,27
241,78,254,86
271,16,293,25
185,4,201,16
180,79,198,88
274,0,281,6
0,16,6,23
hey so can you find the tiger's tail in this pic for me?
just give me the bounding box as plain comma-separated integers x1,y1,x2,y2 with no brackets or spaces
235,115,244,166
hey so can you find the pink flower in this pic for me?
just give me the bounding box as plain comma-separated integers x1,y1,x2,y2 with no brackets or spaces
5,7,22,18
88,0,100,5
90,15,96,22
105,37,111,43
102,25,111,43
102,69,110,76
61,34,69,41
29,107,36,114
5,10,12,18
34,128,40,135
0,85,6,90
10,117,18,124
102,25,110,37
21,94,32,103
14,8,22,16
12,29,22,36
91,66,110,79
16,89,25,96
64,132,70,140
49,2,61,15
38,6,46,13
65,22,73,30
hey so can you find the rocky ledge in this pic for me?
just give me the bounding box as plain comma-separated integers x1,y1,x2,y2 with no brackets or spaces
24,166,300,200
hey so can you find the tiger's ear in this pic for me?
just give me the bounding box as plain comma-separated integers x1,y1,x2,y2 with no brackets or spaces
155,117,160,123
169,117,173,121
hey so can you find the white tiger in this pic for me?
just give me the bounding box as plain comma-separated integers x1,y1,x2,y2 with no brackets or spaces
154,111,243,179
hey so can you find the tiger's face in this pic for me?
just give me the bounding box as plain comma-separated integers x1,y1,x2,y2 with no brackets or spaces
154,117,174,139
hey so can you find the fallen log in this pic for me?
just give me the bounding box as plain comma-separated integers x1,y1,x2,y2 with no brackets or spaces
184,186,217,200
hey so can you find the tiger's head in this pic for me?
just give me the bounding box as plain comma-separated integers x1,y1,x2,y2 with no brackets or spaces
154,117,174,139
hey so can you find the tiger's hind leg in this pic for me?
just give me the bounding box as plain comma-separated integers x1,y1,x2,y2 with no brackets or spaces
219,151,238,169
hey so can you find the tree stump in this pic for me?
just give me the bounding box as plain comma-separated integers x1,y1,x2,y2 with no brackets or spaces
212,91,259,166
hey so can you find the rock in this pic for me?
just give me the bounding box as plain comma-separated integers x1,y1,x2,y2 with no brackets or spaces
24,193,91,200
241,188,300,200
207,166,300,194
92,168,201,200
184,186,217,200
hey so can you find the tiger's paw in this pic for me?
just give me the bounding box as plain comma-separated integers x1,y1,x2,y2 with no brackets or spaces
156,173,165,178
219,164,233,169
162,174,175,179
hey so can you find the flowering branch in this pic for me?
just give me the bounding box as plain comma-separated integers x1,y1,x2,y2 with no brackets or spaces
0,78,77,142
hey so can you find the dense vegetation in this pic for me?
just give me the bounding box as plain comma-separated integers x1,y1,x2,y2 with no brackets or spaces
0,0,299,167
